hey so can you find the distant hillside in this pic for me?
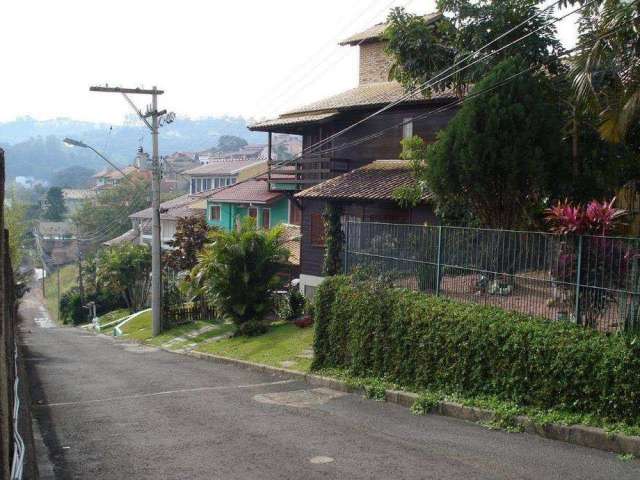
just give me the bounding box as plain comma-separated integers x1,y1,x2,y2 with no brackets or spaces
0,116,266,181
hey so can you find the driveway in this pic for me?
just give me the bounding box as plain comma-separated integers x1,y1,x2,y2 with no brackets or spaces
19,289,639,479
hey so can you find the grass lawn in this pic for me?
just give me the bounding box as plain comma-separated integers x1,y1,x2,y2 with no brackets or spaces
195,322,315,372
96,309,131,334
44,264,78,323
118,310,235,348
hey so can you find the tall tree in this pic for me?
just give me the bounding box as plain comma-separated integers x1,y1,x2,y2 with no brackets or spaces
385,1,563,96
97,243,152,312
400,57,567,228
43,186,67,221
72,178,151,246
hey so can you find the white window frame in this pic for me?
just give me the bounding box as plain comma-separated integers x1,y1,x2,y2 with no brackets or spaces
403,117,414,139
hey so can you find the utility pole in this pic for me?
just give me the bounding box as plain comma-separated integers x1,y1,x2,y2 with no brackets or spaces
89,85,167,336
76,239,85,307
57,267,61,323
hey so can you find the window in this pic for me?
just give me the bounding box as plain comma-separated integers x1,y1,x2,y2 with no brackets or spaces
209,205,221,222
214,178,220,189
191,178,196,194
403,118,414,139
204,178,211,191
290,202,302,226
261,208,271,229
231,177,237,185
310,213,325,247
248,207,258,220
196,178,202,193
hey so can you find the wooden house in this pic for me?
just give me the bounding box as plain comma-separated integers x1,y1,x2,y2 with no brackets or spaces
249,13,458,295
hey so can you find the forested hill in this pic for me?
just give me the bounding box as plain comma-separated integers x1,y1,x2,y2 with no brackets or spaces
1,116,266,181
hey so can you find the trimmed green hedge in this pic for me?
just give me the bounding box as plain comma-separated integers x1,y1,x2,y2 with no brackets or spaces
312,276,640,423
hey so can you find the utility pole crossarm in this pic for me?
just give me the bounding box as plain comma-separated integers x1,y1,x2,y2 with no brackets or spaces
89,86,164,95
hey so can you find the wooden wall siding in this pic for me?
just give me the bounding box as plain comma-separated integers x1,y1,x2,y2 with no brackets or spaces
300,198,439,277
300,105,457,178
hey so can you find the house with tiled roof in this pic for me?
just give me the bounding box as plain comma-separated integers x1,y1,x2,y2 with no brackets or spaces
203,177,299,231
249,13,457,295
183,159,266,195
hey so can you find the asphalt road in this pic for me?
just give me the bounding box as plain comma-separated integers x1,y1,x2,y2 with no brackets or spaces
19,290,640,480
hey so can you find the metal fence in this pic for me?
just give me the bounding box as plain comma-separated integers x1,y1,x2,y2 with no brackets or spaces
343,221,640,333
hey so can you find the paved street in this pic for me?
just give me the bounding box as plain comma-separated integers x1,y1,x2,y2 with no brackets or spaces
19,290,639,479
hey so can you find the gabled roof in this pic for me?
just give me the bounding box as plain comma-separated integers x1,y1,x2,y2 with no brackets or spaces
183,159,265,177
129,193,212,221
339,12,442,46
206,179,283,205
295,160,431,202
250,82,455,132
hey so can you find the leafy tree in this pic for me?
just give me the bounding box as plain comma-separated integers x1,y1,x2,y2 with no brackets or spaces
4,193,29,268
400,57,567,228
72,178,151,247
164,216,210,271
192,217,288,336
97,243,152,312
217,135,248,153
43,186,67,220
385,2,563,96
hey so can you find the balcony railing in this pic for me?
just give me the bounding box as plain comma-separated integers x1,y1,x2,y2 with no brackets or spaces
267,157,350,191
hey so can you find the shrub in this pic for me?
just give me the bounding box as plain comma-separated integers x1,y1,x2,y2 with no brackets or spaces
312,276,640,423
192,217,288,336
59,288,85,325
275,287,305,322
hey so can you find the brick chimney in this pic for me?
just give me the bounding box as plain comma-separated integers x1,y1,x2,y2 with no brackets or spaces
357,41,393,85
340,13,442,86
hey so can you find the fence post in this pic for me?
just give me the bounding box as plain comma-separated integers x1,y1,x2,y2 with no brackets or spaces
435,226,443,296
574,235,583,326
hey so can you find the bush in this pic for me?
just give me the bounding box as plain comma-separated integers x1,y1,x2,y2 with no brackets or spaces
59,288,85,325
191,217,289,336
275,287,305,322
312,276,640,423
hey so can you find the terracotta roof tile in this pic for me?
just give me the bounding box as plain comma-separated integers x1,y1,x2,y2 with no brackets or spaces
295,160,431,202
206,179,283,204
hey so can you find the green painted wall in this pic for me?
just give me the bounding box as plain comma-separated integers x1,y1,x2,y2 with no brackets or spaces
206,197,290,231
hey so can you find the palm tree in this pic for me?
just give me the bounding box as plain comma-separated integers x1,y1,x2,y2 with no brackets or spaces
567,0,639,143
191,217,289,336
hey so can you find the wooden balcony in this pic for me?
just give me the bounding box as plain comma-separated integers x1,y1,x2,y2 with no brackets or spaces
267,157,351,192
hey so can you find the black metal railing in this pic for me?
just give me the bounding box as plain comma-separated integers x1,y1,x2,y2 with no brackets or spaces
344,221,640,333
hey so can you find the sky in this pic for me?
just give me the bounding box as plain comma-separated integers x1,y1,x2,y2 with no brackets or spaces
1,0,579,125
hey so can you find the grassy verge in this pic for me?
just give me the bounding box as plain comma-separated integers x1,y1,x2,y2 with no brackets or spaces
315,367,640,439
195,322,315,371
96,309,131,334
104,313,640,443
118,311,235,348
43,264,78,323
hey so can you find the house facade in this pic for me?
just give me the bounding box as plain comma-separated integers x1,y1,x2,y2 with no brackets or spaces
204,178,298,231
183,159,266,195
249,13,458,295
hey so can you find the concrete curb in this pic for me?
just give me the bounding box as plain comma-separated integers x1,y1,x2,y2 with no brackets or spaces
181,349,640,457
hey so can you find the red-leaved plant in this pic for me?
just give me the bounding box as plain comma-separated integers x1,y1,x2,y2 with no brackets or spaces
545,198,626,236
546,198,630,329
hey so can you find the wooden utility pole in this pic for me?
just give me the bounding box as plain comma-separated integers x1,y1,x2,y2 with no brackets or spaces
89,86,166,336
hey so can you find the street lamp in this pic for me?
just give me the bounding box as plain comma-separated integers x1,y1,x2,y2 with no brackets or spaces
63,137,135,187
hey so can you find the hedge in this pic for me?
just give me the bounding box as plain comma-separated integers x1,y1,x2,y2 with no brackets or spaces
312,276,640,423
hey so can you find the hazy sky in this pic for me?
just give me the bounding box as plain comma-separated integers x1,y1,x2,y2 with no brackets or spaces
1,0,579,124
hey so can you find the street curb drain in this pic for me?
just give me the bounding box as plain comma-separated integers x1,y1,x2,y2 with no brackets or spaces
180,350,640,458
